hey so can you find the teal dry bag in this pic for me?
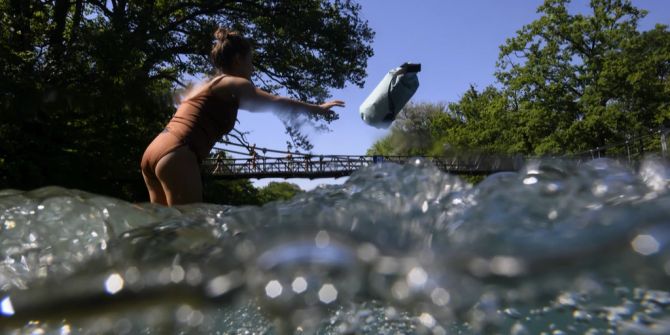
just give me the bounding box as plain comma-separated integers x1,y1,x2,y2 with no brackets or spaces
359,63,421,128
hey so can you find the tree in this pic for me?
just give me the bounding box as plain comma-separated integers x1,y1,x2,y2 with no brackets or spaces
366,102,438,156
258,182,303,204
0,0,374,201
203,179,262,206
369,0,669,161
496,0,669,154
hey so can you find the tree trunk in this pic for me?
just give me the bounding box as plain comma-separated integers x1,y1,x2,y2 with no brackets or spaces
69,0,84,47
50,0,71,60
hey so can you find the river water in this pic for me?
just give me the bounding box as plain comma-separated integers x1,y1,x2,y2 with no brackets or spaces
1,157,669,334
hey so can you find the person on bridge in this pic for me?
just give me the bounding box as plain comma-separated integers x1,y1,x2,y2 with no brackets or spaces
250,143,257,171
141,28,345,206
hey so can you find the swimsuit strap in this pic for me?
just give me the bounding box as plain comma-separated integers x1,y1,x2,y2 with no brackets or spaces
206,74,228,92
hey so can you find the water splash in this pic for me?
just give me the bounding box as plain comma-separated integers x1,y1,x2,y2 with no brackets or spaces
1,157,669,334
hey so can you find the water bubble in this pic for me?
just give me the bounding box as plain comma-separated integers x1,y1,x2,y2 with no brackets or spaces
421,201,429,213
1,296,14,316
407,266,428,288
186,266,203,286
315,231,330,248
430,288,450,306
291,277,308,294
631,234,660,256
547,209,558,220
490,256,526,277
104,273,124,294
418,312,436,328
356,243,379,263
170,265,185,283
265,280,283,299
523,176,538,185
510,321,529,335
391,280,410,300
318,284,338,304
124,267,141,285
205,271,243,298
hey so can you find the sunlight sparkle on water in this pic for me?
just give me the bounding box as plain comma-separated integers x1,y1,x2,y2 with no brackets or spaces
631,234,660,256
292,277,308,294
59,324,71,335
1,296,14,316
206,272,239,297
430,287,451,306
318,284,338,304
104,273,124,294
4,220,15,229
407,266,428,288
419,312,436,328
523,176,538,185
315,230,330,248
265,280,283,298
490,256,526,277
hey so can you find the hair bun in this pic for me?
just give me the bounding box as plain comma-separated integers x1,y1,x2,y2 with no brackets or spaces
214,27,229,42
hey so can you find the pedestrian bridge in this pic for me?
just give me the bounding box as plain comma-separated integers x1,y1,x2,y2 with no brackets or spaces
202,154,524,179
202,127,668,179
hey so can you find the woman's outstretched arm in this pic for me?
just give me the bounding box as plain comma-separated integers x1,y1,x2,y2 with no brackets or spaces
221,76,345,119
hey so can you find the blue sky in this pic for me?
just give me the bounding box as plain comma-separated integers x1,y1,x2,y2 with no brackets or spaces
232,0,670,190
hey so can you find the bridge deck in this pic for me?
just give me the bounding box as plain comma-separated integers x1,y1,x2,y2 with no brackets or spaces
201,127,668,179
202,155,523,179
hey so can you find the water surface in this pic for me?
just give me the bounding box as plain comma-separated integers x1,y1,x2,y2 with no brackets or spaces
1,157,669,334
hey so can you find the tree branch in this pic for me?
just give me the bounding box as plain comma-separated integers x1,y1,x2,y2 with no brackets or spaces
88,0,113,17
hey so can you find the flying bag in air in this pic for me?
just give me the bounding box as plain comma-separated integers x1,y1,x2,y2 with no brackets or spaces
359,62,421,128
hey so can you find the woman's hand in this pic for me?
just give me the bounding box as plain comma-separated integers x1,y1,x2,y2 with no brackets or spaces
320,100,345,110
316,100,345,121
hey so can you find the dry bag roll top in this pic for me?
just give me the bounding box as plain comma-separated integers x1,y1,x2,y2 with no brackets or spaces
359,63,421,129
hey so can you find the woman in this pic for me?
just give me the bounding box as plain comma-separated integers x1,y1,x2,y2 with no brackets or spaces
141,28,345,206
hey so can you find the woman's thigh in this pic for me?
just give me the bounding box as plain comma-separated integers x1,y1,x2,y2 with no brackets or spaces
155,146,203,205
142,171,168,205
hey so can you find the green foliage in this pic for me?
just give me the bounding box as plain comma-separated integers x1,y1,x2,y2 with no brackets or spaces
203,179,262,206
204,179,303,206
202,152,303,205
257,181,304,204
495,0,669,155
203,179,303,206
0,0,374,201
370,0,670,163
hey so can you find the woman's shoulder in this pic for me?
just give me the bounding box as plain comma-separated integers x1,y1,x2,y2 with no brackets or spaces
214,75,253,89
211,75,255,99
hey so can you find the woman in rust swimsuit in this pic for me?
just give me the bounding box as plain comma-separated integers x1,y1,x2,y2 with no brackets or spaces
141,28,344,206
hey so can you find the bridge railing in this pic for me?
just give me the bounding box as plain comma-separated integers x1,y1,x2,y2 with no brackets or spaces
202,155,378,176
201,153,525,178
201,127,669,179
